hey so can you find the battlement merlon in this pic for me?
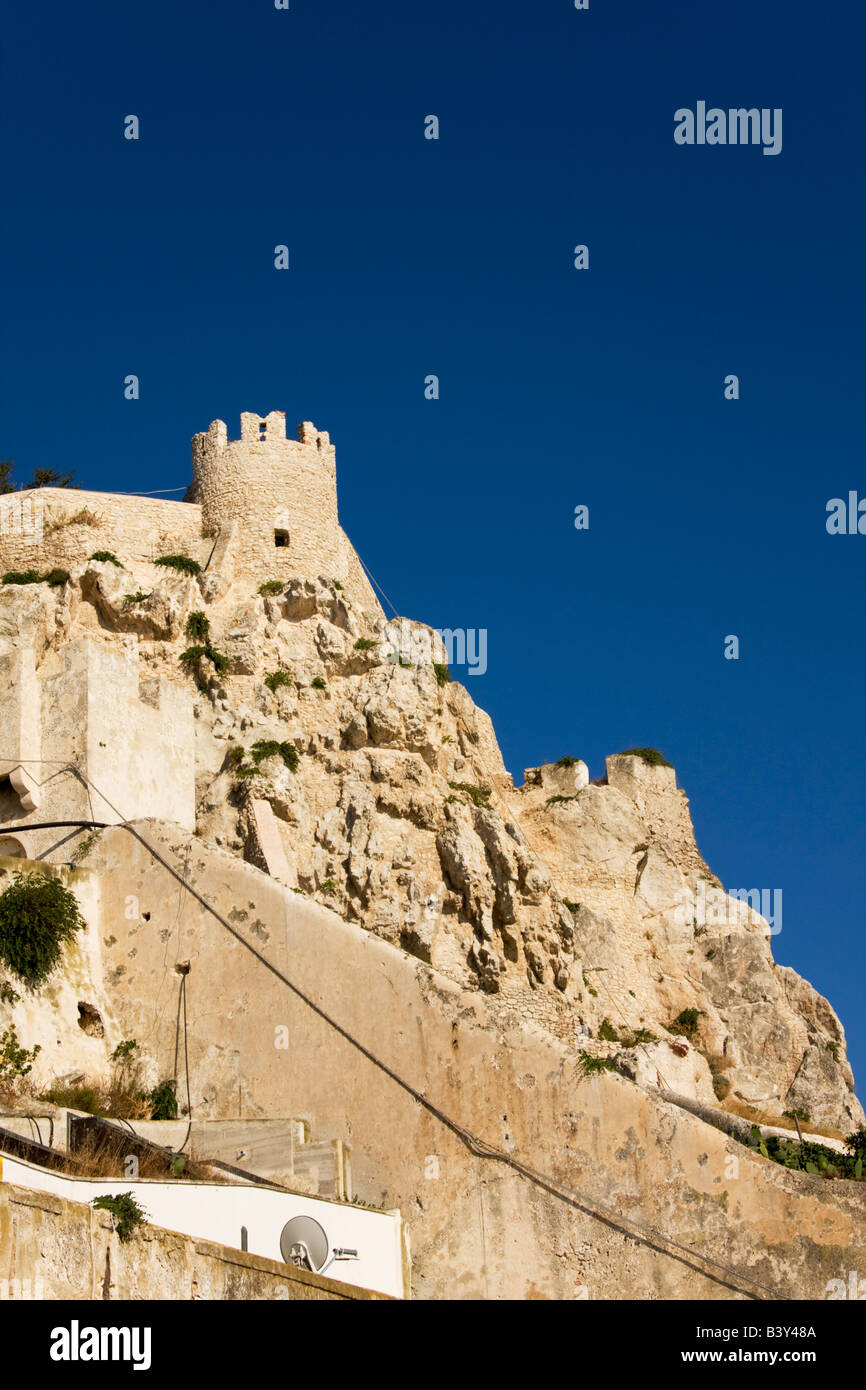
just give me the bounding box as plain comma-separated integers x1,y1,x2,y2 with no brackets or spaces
187,413,338,513
191,413,334,458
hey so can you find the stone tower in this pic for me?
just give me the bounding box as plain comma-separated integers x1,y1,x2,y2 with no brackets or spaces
188,411,349,584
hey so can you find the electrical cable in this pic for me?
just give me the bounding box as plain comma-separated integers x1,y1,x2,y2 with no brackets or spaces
347,538,401,618
173,973,192,1156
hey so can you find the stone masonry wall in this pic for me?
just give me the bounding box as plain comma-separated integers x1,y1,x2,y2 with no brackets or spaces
0,489,207,575
0,638,195,846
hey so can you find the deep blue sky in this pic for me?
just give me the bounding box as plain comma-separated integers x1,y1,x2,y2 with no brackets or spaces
2,1,863,1092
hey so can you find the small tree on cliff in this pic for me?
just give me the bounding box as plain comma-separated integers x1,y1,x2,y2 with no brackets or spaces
0,460,76,492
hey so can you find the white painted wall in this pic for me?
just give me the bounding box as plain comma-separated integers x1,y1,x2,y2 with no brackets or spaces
0,1152,405,1299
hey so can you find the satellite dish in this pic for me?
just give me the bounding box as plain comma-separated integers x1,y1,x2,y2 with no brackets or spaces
280,1215,329,1272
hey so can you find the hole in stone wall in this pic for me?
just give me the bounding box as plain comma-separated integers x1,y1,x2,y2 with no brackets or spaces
274,529,289,548
77,1002,105,1037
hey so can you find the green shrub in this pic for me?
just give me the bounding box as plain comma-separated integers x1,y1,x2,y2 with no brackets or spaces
319,879,337,895
555,756,578,768
746,1127,864,1182
562,899,580,915
185,610,210,641
448,782,490,809
598,1019,619,1042
2,570,42,585
0,978,20,1005
258,580,285,596
0,873,86,989
40,1083,107,1115
264,670,293,694
2,568,70,587
311,676,326,690
123,591,151,607
630,1028,658,1046
0,1025,41,1087
278,741,300,773
250,739,280,762
670,1007,703,1037
580,1055,615,1076
546,794,577,807
26,467,76,490
250,740,300,773
433,663,452,688
845,1126,866,1162
784,1106,811,1125
111,1039,139,1064
179,643,227,676
354,638,378,651
91,1192,147,1241
179,644,209,665
90,551,122,567
154,554,201,575
617,747,672,768
333,580,343,591
149,1079,178,1121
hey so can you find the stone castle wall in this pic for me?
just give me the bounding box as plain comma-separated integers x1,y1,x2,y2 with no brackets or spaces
0,413,382,614
0,489,207,575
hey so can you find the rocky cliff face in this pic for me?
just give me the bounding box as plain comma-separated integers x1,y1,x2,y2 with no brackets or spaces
0,550,861,1135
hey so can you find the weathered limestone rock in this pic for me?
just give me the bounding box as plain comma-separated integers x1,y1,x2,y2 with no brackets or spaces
0,411,860,1157
615,1038,716,1104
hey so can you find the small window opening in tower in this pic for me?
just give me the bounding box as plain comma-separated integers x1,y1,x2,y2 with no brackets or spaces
274,529,289,547
259,422,267,440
